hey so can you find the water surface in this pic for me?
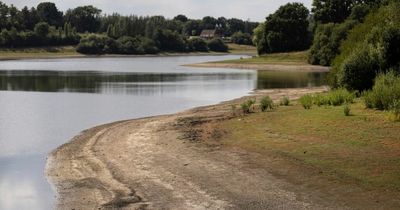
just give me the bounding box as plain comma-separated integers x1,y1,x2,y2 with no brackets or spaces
0,55,327,210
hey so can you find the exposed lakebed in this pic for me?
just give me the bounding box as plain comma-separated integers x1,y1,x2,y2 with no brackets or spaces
0,55,327,210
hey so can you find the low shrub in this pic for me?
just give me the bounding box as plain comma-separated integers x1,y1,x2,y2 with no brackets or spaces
344,105,351,116
300,94,313,109
362,72,400,110
207,38,228,52
260,96,274,111
389,100,400,122
241,98,256,114
280,96,290,106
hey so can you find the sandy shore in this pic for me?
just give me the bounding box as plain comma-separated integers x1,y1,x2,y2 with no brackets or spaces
47,87,359,210
46,86,400,209
185,62,330,72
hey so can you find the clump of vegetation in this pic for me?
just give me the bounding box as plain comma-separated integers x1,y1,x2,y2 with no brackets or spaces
388,100,400,122
257,3,311,54
344,104,351,116
207,38,229,52
241,98,256,114
300,94,313,109
231,31,253,45
280,96,290,106
260,96,274,111
312,89,355,107
363,72,400,111
330,1,400,90
231,104,237,116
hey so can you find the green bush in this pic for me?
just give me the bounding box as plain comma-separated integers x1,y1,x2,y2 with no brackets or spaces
280,96,290,106
344,104,351,116
260,96,274,111
363,72,400,110
207,38,228,52
327,88,355,106
188,37,208,52
389,100,400,122
231,31,253,45
241,98,256,114
300,94,313,109
76,34,107,54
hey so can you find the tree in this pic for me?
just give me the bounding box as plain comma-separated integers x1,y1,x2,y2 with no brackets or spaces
201,16,217,29
21,7,40,30
65,6,102,33
173,15,188,22
252,23,267,54
34,22,50,37
37,2,63,27
207,38,228,52
260,3,310,54
231,31,252,45
145,16,166,38
312,0,382,24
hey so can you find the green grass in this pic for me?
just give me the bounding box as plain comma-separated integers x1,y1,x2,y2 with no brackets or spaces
217,51,309,65
227,43,257,54
0,46,80,60
219,101,400,191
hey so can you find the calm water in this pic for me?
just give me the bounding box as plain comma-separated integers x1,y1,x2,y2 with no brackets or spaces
0,55,327,210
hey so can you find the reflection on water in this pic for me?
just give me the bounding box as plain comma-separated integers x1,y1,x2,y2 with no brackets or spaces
0,55,327,210
257,71,327,89
0,70,326,94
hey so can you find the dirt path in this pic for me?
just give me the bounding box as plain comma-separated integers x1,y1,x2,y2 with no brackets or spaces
47,87,371,210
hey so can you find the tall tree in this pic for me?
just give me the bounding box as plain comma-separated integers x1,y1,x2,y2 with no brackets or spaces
37,2,63,27
312,0,382,24
65,6,102,33
260,2,310,54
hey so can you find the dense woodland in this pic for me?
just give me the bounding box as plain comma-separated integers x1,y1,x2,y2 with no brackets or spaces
0,1,258,53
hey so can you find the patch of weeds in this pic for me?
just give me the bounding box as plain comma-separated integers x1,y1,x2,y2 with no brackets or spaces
344,104,351,116
260,96,274,112
241,98,256,114
280,96,290,106
300,94,313,109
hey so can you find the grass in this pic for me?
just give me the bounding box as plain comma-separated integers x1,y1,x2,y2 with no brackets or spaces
0,46,80,60
227,43,257,54
216,51,309,65
218,101,400,191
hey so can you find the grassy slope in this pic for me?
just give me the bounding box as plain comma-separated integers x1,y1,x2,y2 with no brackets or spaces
217,51,309,65
219,100,400,191
0,46,81,60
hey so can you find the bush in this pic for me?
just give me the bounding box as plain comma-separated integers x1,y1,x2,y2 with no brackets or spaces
362,72,400,110
189,37,208,52
231,31,253,45
344,105,351,116
389,100,400,122
117,36,143,54
76,34,107,54
241,98,256,114
207,38,228,52
154,29,188,52
300,95,313,109
327,88,355,106
280,96,290,106
260,96,274,111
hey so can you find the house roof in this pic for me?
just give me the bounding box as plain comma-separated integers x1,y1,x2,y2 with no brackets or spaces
200,29,218,37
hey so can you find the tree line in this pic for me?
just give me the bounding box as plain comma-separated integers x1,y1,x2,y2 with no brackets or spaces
0,1,258,52
253,0,399,92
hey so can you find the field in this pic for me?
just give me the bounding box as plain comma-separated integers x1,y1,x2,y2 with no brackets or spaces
217,99,400,191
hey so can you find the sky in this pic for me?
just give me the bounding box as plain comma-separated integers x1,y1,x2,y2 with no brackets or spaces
3,0,313,22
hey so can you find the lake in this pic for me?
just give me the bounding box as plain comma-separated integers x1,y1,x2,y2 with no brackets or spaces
0,55,327,210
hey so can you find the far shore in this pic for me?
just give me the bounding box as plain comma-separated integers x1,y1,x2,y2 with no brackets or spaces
184,62,330,72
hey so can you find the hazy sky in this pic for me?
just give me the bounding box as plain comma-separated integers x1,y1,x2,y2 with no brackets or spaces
3,0,312,22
